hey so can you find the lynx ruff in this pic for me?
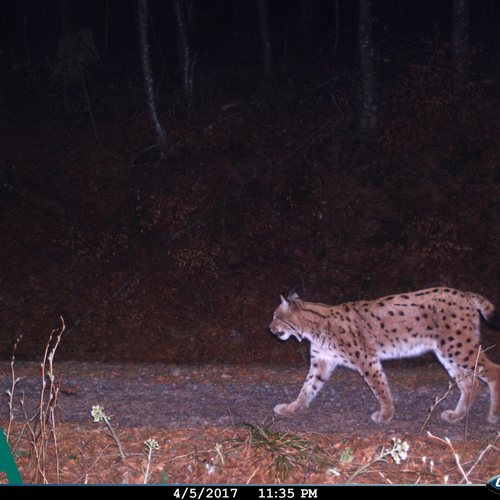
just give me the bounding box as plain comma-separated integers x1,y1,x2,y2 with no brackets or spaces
269,287,500,424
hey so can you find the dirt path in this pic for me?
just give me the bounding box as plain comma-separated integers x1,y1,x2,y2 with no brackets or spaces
1,361,499,440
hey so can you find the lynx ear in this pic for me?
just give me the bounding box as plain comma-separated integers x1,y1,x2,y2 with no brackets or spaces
280,295,290,307
288,286,300,300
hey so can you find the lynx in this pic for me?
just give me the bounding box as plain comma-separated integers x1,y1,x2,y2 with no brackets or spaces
269,287,500,424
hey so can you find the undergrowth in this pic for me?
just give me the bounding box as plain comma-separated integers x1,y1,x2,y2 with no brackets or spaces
231,421,337,482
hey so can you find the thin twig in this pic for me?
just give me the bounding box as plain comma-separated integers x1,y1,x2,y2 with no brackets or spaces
460,433,500,484
76,444,112,484
427,432,470,484
6,335,24,441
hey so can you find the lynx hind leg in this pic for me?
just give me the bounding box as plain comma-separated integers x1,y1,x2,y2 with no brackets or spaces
437,352,500,424
274,358,333,416
436,354,481,423
441,366,479,423
476,357,500,424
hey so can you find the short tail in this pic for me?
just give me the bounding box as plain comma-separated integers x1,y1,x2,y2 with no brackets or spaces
468,292,500,329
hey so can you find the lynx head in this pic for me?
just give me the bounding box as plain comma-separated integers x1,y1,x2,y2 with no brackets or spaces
269,290,303,342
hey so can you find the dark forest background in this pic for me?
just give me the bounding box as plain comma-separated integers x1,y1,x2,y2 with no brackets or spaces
1,0,500,366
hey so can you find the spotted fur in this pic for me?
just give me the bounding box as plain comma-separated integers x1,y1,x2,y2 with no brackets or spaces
269,287,500,424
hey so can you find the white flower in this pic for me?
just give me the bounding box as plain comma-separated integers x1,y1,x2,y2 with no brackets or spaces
205,464,216,475
144,438,159,451
326,468,341,476
91,405,106,422
389,438,409,464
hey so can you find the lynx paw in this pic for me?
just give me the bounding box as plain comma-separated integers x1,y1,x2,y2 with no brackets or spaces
274,403,296,416
441,410,464,423
488,412,499,424
371,410,394,423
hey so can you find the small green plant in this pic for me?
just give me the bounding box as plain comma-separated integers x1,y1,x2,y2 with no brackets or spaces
340,447,355,464
91,405,125,459
345,438,409,484
142,438,159,484
236,422,335,481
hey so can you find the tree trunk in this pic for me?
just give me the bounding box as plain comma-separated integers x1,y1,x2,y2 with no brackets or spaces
137,0,168,155
452,0,469,89
358,0,378,136
185,0,198,31
173,0,196,113
257,0,274,80
300,0,312,35
103,0,110,62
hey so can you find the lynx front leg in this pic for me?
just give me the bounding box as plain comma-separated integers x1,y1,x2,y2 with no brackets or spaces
359,360,395,423
274,357,333,415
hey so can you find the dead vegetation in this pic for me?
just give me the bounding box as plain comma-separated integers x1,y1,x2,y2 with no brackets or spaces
3,401,500,485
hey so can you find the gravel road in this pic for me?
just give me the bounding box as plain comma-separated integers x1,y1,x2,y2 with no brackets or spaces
1,361,499,440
